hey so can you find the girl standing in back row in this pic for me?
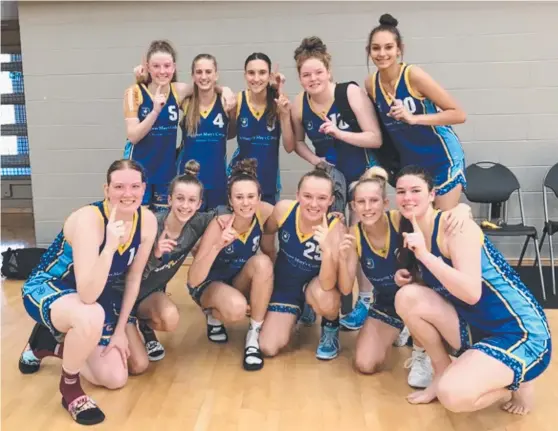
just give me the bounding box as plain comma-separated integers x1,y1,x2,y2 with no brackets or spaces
365,14,467,211
177,53,236,211
126,40,235,212
228,52,295,206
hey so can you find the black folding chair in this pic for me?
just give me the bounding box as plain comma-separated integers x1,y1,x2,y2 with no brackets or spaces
464,162,546,300
538,163,558,295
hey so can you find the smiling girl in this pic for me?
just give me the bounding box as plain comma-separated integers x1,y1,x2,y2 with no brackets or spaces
18,160,157,425
177,54,235,212
187,159,275,371
365,14,467,211
126,41,235,212
228,53,295,206
393,165,551,415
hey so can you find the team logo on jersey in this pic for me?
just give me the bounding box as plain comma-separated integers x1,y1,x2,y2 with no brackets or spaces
225,244,235,254
266,122,276,132
281,230,290,243
365,258,375,269
306,121,314,131
140,107,151,118
240,117,249,128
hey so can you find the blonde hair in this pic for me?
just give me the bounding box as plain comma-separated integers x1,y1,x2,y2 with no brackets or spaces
349,166,389,200
183,54,218,137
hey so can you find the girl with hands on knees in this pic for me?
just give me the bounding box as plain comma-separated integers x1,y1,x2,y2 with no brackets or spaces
187,159,275,371
365,13,467,210
393,165,551,415
258,164,346,361
18,160,158,426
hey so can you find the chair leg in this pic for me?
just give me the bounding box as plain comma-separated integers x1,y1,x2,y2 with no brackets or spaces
534,227,547,267
533,238,546,301
517,237,530,267
549,233,556,295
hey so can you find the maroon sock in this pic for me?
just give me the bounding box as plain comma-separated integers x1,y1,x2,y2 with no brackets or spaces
34,342,63,360
59,368,86,405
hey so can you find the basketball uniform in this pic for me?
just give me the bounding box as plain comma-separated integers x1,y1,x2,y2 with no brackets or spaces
355,211,404,330
22,201,142,346
187,211,264,305
369,64,466,195
177,96,229,211
228,91,281,205
302,90,377,190
418,211,552,390
123,83,180,210
268,202,340,316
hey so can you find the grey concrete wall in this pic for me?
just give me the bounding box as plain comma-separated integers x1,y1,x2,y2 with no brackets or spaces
18,1,558,258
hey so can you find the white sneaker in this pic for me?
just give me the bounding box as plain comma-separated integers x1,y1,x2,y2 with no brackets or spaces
404,348,433,389
393,326,410,347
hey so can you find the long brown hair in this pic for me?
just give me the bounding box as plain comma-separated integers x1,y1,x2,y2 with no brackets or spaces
183,54,218,137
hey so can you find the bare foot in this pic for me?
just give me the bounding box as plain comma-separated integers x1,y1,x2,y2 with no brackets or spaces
407,381,438,405
501,382,533,415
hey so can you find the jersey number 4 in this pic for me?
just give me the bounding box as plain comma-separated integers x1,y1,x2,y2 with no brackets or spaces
303,242,322,261
213,113,225,128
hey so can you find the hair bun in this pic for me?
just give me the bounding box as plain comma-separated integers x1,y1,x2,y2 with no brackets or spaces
361,166,389,182
231,158,258,179
184,159,200,177
379,13,398,27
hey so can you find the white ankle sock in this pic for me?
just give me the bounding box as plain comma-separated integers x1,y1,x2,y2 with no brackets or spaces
207,314,223,326
245,319,263,349
413,344,425,352
359,291,371,308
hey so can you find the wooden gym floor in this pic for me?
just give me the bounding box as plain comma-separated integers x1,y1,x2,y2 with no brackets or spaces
1,214,557,430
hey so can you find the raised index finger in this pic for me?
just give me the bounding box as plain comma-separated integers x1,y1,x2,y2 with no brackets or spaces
226,214,236,229
411,213,421,232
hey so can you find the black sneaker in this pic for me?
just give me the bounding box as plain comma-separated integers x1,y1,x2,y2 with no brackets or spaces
19,323,55,374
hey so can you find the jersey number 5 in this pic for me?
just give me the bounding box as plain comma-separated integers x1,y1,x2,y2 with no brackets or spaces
168,106,178,121
303,242,322,261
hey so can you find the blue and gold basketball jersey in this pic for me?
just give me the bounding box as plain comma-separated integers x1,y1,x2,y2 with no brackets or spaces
355,210,400,299
230,91,281,197
419,211,550,341
274,202,340,286
370,64,464,173
23,201,142,303
206,212,263,282
178,96,229,190
302,90,375,185
124,83,179,184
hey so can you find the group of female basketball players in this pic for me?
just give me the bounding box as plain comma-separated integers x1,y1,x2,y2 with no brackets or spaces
18,13,551,426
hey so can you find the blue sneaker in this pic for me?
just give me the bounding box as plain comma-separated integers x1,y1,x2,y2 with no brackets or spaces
339,298,368,330
299,303,316,326
316,326,340,360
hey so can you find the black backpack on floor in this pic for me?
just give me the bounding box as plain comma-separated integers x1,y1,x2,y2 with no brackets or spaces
1,247,46,280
